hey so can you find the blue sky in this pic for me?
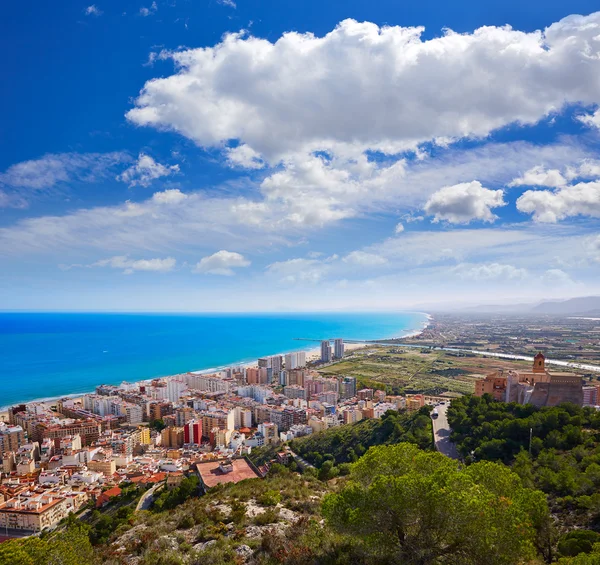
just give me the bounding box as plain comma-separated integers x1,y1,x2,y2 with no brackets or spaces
1,0,600,311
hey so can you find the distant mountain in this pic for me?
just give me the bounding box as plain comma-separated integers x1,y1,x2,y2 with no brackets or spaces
531,296,600,315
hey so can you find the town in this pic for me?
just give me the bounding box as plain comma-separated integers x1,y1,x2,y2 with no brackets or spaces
0,338,438,536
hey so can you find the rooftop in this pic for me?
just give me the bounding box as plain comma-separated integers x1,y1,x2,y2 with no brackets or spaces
196,458,260,489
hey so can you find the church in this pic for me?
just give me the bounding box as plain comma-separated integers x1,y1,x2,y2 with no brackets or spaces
474,353,583,407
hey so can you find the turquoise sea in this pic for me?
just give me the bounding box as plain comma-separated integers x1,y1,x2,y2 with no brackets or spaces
0,312,428,409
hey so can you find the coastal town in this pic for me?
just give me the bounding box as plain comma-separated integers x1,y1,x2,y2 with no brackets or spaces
0,338,436,537
2,316,600,541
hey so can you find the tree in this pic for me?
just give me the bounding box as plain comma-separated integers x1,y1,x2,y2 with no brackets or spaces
322,443,550,565
0,526,94,565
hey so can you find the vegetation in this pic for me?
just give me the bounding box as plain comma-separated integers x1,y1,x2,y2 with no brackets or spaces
152,475,199,511
448,395,600,532
318,347,502,395
290,407,433,469
323,442,551,565
0,524,94,565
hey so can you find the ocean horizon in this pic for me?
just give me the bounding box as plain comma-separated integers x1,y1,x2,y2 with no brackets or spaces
0,311,428,410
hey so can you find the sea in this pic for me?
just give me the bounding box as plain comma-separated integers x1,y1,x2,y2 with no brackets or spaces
0,311,429,410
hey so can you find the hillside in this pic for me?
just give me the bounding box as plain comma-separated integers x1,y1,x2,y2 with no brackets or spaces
531,297,600,315
289,407,433,470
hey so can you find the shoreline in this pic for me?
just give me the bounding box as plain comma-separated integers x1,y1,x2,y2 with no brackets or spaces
1,314,432,416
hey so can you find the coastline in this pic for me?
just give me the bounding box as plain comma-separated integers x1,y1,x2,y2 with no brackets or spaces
0,313,432,416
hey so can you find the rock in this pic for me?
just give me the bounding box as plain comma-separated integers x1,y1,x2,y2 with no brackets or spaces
193,539,217,552
235,544,253,561
154,534,178,551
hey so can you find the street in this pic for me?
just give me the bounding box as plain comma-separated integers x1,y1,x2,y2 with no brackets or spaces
432,404,460,460
135,481,164,512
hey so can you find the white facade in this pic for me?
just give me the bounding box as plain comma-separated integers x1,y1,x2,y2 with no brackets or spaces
166,379,187,402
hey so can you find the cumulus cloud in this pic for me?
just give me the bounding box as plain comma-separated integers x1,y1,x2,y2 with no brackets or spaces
508,165,566,188
151,188,188,204
516,180,600,222
93,255,176,275
343,251,388,266
194,250,250,275
453,262,528,281
394,222,405,234
139,1,157,16
542,268,577,286
566,159,600,181
424,181,506,224
226,145,265,169
0,141,588,255
577,108,600,129
117,153,179,187
127,13,600,161
85,5,102,16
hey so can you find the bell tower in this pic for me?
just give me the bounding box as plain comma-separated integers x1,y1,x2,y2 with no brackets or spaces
533,352,546,374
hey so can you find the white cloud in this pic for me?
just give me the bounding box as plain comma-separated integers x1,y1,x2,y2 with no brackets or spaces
117,153,179,187
226,145,265,169
343,251,388,266
217,0,236,8
266,258,329,284
194,250,250,276
127,13,600,161
394,222,404,234
577,108,600,129
0,152,127,190
566,159,600,181
93,255,176,274
508,165,566,188
542,268,574,284
139,1,157,16
453,262,528,281
151,188,188,204
85,5,102,16
516,180,600,222
424,181,506,224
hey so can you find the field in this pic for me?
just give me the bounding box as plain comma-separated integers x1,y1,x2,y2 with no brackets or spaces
318,346,535,396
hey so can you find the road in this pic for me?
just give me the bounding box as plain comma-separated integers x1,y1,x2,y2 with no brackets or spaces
432,404,460,460
135,481,164,512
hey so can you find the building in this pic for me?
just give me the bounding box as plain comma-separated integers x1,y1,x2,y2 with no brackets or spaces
320,340,332,363
166,379,187,402
257,422,279,445
474,374,508,401
285,351,307,370
334,338,344,359
339,376,357,399
406,395,425,411
474,353,584,407
246,368,260,384
343,409,363,424
185,374,232,394
583,385,599,407
195,458,260,491
161,427,184,448
284,385,307,400
0,492,70,533
183,420,203,445
0,423,26,453
199,410,235,436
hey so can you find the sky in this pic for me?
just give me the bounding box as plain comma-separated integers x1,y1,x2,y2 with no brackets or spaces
1,0,600,311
